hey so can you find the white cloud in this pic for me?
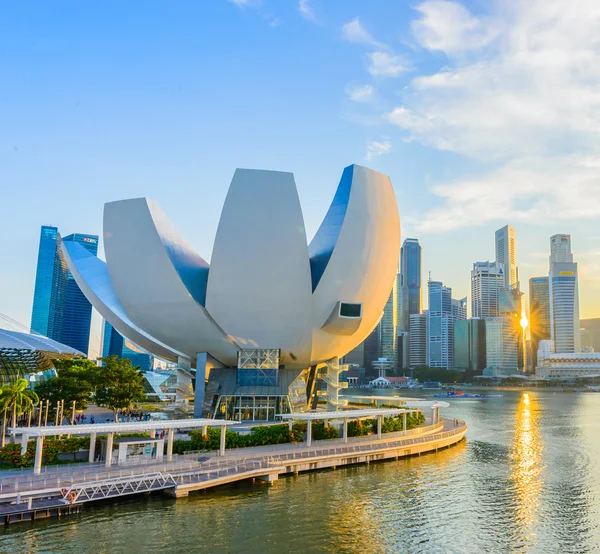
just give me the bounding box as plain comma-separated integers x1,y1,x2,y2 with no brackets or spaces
227,0,251,7
365,140,392,160
412,1,499,54
366,51,407,77
413,156,600,233
299,0,317,22
342,17,386,49
345,83,375,102
381,0,600,232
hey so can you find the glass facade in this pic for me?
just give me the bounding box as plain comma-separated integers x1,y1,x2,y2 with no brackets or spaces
400,238,422,332
236,348,279,387
215,395,291,421
102,321,154,372
30,227,98,355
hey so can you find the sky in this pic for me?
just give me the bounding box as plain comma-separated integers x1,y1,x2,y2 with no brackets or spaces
2,0,600,357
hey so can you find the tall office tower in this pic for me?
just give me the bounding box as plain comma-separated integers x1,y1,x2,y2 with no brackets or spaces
102,321,154,372
495,225,517,288
452,297,467,321
379,278,399,368
485,318,519,373
550,233,573,264
529,277,551,368
30,226,98,354
454,318,486,373
399,239,422,332
549,234,580,353
471,261,504,318
396,332,409,372
409,312,427,369
427,280,455,370
363,326,380,376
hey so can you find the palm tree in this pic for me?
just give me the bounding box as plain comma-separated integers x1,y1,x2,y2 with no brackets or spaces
0,379,39,444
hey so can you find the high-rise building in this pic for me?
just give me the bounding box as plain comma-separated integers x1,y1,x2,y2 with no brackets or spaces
400,239,422,332
550,233,573,264
427,280,455,370
409,312,427,369
102,321,154,372
471,261,504,318
529,277,551,368
495,225,517,288
549,234,580,353
379,277,399,368
485,318,519,373
396,332,409,372
452,297,467,321
30,226,98,354
454,318,486,373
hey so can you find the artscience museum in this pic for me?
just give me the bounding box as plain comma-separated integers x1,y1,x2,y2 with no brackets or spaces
62,164,400,420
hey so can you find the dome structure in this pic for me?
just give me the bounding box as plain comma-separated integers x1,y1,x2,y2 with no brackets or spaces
62,164,400,417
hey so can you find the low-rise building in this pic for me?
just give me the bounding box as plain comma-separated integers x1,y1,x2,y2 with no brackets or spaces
536,352,600,379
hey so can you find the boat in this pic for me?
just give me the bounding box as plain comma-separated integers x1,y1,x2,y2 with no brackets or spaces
422,381,443,390
434,391,503,399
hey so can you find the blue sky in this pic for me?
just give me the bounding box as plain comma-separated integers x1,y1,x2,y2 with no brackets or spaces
2,0,600,355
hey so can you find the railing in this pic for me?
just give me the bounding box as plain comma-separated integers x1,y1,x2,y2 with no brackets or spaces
0,420,465,500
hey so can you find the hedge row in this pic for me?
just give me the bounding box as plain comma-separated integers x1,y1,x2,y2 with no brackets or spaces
172,413,425,454
0,433,151,469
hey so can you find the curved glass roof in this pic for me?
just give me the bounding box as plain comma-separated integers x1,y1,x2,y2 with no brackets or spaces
0,328,83,355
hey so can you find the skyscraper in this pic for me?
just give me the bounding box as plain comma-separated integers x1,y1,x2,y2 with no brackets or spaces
379,277,399,368
409,312,427,369
30,226,98,354
452,297,467,321
549,234,580,353
102,321,154,372
550,233,573,264
495,225,517,288
471,261,504,319
529,277,551,368
399,239,422,332
454,318,486,373
485,318,519,373
427,280,454,370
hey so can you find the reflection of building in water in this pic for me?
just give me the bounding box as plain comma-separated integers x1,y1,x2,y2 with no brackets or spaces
510,393,543,544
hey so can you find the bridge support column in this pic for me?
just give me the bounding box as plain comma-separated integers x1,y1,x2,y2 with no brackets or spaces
377,415,383,439
403,412,407,431
167,428,175,462
306,419,312,447
219,424,226,456
105,432,114,468
21,434,28,455
89,432,96,463
34,435,44,475
343,418,348,444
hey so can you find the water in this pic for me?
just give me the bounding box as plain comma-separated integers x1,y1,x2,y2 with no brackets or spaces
2,390,600,554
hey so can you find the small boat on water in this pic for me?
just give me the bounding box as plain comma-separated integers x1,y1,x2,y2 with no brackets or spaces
434,391,503,399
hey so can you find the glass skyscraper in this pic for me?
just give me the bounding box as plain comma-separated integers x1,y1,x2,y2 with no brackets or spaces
427,280,454,369
529,277,550,368
30,226,98,355
102,321,154,372
400,238,422,332
548,235,580,353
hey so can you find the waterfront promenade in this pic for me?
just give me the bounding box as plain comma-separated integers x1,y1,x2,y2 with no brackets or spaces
0,417,466,524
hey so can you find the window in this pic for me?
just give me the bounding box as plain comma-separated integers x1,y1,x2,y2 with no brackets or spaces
340,302,362,318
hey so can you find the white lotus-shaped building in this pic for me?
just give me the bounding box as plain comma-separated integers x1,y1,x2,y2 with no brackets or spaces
62,164,400,419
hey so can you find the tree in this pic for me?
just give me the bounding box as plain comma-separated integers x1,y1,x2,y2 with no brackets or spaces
94,356,146,421
35,358,99,415
0,379,39,442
